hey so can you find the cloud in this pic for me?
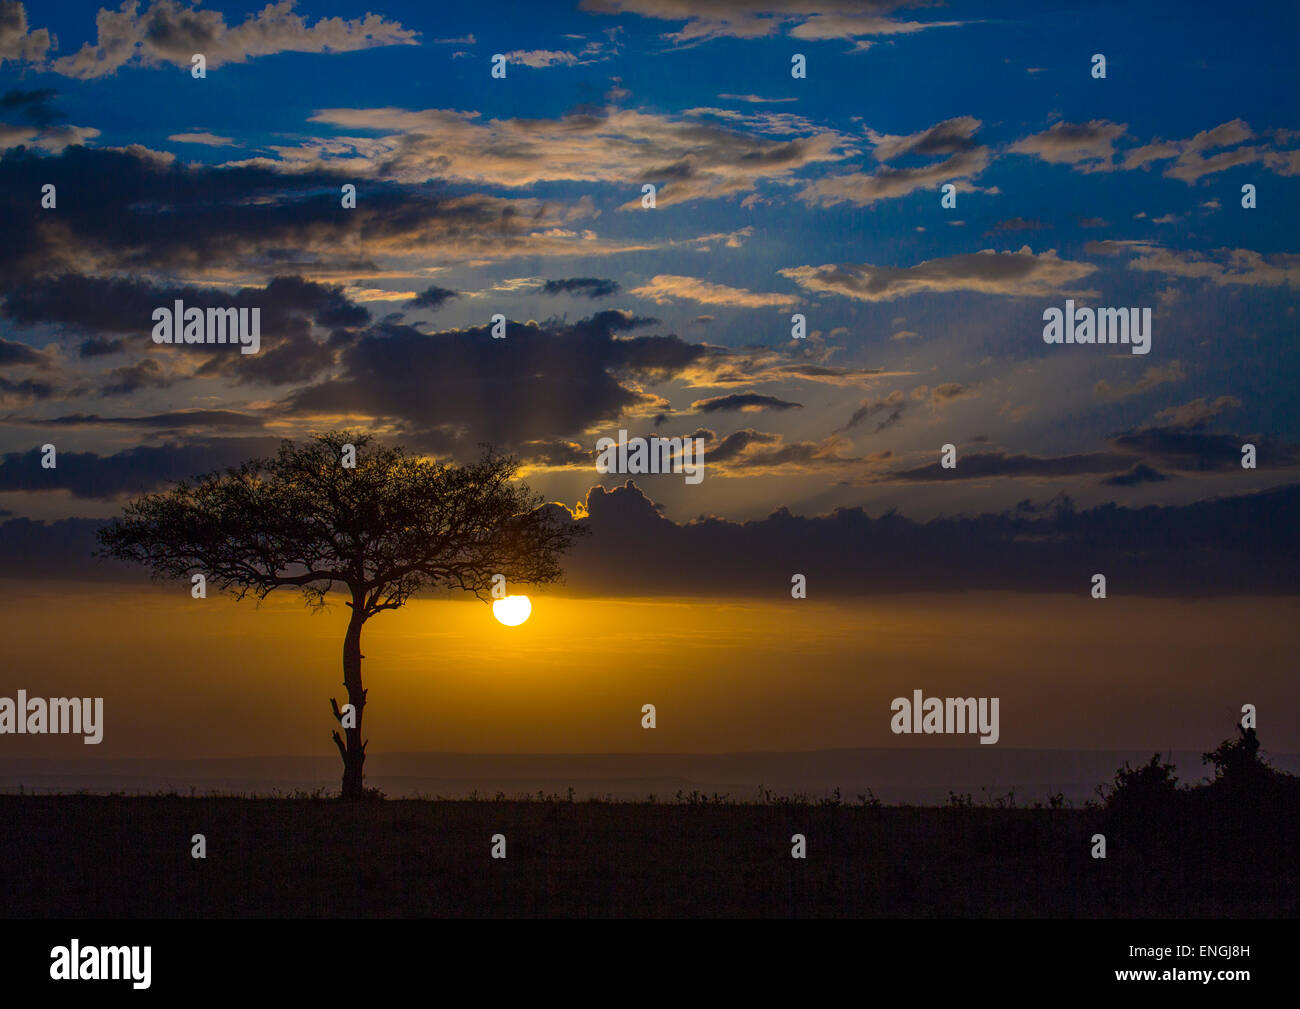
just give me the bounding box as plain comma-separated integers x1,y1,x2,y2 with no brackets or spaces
0,145,626,282
0,88,58,124
699,428,860,471
539,277,621,299
1105,402,1297,474
780,247,1097,302
167,132,235,147
1084,239,1158,257
1108,427,1294,473
1009,120,1128,172
988,217,1047,234
796,116,988,207
675,342,909,390
100,357,175,396
2,273,372,390
1128,248,1300,288
631,274,799,308
926,382,971,404
690,392,803,413
788,13,962,47
1119,118,1300,182
579,1,960,49
501,38,615,67
0,117,100,153
1102,463,1173,487
283,310,708,450
294,105,851,208
78,336,127,358
502,49,582,67
0,2,52,64
0,436,282,498
515,439,591,467
28,409,268,430
408,285,460,310
541,480,1300,597
49,0,417,79
717,93,800,104
1094,361,1186,400
1150,395,1241,430
0,375,56,401
0,335,49,367
885,449,1138,482
4,271,368,334
841,389,905,432
800,148,989,206
10,470,1300,597
868,115,981,162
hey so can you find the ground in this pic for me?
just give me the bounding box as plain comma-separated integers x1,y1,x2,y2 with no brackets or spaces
1,795,1292,917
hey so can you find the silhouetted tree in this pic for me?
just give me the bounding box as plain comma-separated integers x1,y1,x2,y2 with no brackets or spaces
1102,753,1180,819
97,431,582,799
1203,725,1266,787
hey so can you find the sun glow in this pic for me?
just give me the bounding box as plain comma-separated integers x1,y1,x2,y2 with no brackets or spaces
492,595,532,626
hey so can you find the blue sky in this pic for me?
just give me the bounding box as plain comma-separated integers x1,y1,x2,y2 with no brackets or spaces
1,0,1298,535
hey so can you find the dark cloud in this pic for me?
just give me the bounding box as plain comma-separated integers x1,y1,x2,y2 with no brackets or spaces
880,421,1299,483
842,389,905,432
706,428,782,462
32,410,267,430
0,146,578,283
540,480,1300,598
872,116,981,161
285,310,707,451
101,357,171,397
888,450,1133,482
3,273,371,390
4,273,368,336
0,375,55,398
1109,428,1298,472
0,436,282,499
78,336,126,358
10,476,1300,596
690,392,803,413
516,439,590,466
539,277,621,299
0,88,58,126
1103,463,1172,487
408,285,460,310
929,382,969,403
0,335,46,366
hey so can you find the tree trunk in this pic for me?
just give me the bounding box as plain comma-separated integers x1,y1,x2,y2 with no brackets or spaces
331,600,368,799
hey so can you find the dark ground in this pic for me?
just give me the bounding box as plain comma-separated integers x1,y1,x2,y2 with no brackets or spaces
2,794,1294,917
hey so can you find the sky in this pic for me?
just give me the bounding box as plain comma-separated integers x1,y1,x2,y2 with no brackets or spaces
0,1,1296,768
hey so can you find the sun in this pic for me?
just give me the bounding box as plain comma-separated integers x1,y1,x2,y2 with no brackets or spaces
492,595,532,626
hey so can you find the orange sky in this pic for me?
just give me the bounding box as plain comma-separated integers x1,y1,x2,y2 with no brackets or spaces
1,582,1294,759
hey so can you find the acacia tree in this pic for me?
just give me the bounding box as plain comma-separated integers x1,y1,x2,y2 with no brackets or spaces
97,431,582,799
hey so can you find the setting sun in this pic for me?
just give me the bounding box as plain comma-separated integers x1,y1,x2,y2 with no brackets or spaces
492,595,532,626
